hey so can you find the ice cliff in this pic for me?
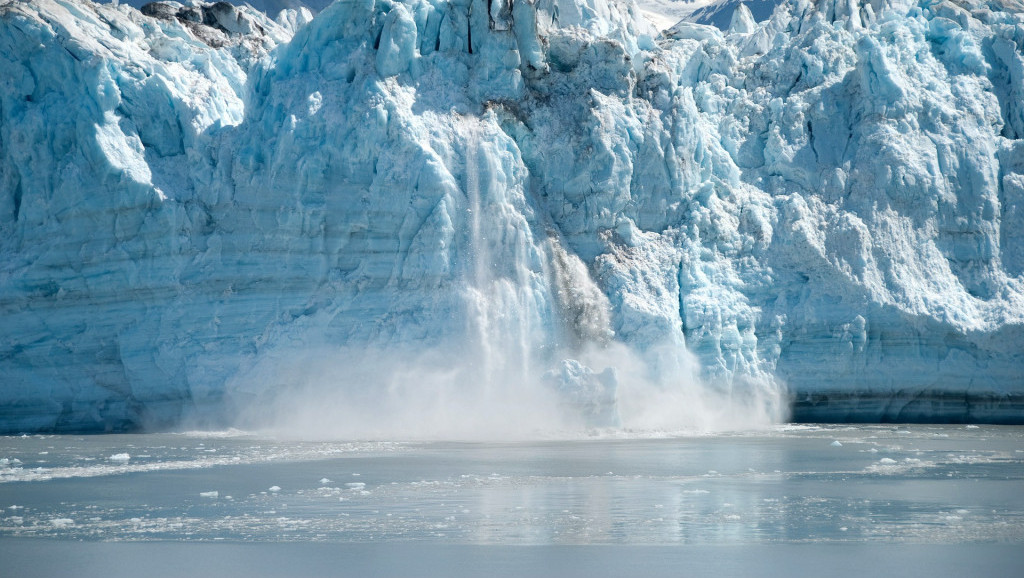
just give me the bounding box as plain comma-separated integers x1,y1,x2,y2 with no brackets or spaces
1,0,1023,434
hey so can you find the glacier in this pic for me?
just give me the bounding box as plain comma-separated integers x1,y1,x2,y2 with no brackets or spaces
1,0,1023,434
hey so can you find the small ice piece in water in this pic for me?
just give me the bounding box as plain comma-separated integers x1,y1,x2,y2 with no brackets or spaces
878,458,897,465
319,478,332,484
109,453,131,462
50,518,74,528
831,440,843,447
268,486,281,492
200,491,219,498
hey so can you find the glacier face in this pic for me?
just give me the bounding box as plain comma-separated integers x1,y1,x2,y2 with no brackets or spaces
1,0,1023,434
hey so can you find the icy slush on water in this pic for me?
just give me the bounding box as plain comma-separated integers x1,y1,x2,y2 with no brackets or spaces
2,425,1022,544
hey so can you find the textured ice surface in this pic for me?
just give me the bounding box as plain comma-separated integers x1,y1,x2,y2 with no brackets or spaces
110,0,335,20
1,0,1024,433
104,0,779,31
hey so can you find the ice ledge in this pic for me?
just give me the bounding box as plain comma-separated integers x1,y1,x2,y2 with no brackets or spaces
791,391,1024,425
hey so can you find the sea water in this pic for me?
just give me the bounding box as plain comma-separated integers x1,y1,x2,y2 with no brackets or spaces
2,425,1022,576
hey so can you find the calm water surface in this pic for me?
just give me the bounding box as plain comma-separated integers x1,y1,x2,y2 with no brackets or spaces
2,424,1022,576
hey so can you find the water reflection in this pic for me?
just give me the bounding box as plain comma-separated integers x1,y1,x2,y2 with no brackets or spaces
1,426,1022,544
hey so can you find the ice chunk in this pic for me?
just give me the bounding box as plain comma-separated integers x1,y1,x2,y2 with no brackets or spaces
728,3,757,34
544,360,620,427
375,4,418,78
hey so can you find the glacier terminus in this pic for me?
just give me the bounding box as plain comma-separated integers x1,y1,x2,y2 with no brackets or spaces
1,0,1023,434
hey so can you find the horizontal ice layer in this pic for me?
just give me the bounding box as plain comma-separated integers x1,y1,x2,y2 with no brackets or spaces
1,0,1023,432
0,0,304,431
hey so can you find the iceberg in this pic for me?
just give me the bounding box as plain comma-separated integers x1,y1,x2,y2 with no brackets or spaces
1,0,1023,434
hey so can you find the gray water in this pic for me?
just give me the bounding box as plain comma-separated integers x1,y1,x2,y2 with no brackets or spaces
2,424,1022,576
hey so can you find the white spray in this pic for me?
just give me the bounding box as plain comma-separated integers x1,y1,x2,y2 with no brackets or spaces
232,116,785,440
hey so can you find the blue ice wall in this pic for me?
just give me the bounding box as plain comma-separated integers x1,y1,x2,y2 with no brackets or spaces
1,0,1023,432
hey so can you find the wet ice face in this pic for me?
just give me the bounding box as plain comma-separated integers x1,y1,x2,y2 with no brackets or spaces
2,0,1023,434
